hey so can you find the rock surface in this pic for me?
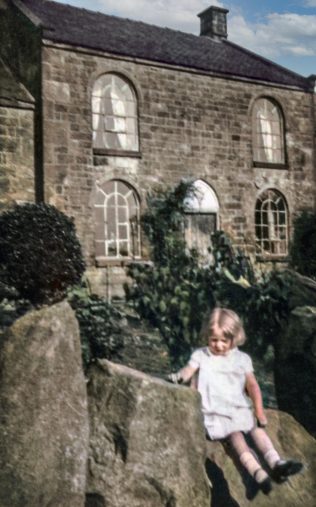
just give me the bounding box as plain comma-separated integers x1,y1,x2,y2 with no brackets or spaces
86,359,210,507
206,409,316,507
0,301,89,507
274,305,316,436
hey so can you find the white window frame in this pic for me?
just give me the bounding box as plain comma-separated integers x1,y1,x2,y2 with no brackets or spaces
95,180,141,260
92,74,139,152
184,180,219,259
255,189,288,257
253,98,285,165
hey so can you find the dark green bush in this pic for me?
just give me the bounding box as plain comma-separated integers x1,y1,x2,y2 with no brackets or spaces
290,210,316,279
68,285,124,370
0,203,85,304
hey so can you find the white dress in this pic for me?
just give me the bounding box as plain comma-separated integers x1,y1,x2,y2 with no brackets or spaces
188,347,255,440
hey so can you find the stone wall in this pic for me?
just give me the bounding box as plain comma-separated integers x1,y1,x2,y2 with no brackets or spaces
41,45,315,262
0,0,43,201
0,106,35,209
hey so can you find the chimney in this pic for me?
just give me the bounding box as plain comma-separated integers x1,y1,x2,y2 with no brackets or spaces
198,6,229,40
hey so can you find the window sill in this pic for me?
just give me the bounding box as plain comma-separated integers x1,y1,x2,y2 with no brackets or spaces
93,148,142,158
256,255,289,263
95,257,149,268
253,162,288,170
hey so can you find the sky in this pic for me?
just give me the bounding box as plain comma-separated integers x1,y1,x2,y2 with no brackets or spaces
55,0,316,77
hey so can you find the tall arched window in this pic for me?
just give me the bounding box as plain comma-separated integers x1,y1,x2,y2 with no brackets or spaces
252,98,285,165
95,180,141,259
184,179,219,259
92,74,139,152
255,189,288,257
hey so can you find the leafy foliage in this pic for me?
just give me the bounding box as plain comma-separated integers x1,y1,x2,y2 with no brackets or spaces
68,284,124,370
126,181,216,365
126,182,305,371
290,210,316,279
0,281,33,334
0,203,85,305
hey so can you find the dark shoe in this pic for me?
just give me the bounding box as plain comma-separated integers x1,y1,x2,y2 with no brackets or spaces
272,460,303,482
258,477,272,495
254,469,272,495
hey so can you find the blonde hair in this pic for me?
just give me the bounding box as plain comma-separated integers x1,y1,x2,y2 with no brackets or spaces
203,307,246,346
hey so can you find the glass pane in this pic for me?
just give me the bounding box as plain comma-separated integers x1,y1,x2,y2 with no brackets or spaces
118,206,128,222
92,96,102,114
95,241,105,256
107,195,115,206
116,180,129,195
107,241,117,257
119,224,128,240
117,195,126,206
119,241,129,256
95,218,105,240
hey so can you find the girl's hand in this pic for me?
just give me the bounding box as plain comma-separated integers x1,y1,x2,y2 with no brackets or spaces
167,372,183,384
256,413,268,428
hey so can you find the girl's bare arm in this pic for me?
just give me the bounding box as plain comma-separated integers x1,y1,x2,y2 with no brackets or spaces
245,372,268,426
169,365,198,384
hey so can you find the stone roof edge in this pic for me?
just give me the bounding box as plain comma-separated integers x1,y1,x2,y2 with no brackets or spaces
12,0,43,27
42,38,313,94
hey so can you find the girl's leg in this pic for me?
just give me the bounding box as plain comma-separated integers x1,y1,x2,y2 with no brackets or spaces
250,427,281,468
228,431,271,493
250,427,303,480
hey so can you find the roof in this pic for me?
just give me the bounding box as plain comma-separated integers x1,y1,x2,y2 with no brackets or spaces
0,57,34,107
18,0,311,91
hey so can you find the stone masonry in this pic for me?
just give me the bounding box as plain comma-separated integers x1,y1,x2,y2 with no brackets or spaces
0,1,315,297
0,106,35,209
41,43,315,295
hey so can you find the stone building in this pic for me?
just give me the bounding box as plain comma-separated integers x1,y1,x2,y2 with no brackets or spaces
0,0,315,297
0,56,35,209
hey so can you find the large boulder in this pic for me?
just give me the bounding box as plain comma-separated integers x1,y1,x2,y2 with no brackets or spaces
0,301,89,507
86,360,210,507
274,305,316,436
206,410,316,506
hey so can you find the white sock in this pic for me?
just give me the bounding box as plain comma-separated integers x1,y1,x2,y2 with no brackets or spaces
240,451,268,482
264,449,281,469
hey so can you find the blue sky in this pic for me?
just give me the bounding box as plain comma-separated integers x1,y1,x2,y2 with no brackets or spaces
55,0,316,77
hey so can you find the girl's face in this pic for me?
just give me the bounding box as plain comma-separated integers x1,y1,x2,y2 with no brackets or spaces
208,326,233,356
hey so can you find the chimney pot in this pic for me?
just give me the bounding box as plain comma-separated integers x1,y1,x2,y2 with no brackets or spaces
198,5,229,40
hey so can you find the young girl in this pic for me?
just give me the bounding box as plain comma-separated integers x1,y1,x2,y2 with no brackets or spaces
169,307,302,494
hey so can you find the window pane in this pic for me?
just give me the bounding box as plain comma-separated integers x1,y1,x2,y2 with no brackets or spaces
253,98,284,164
255,189,288,256
119,241,129,256
92,74,138,151
94,179,141,259
107,241,117,257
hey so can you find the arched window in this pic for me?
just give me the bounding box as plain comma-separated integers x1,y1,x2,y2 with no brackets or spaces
95,180,141,259
255,189,288,256
252,98,285,165
184,179,219,259
92,74,139,152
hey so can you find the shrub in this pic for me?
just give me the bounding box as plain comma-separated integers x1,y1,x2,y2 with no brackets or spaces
0,203,85,304
290,210,316,279
68,285,124,370
125,181,291,367
126,181,216,366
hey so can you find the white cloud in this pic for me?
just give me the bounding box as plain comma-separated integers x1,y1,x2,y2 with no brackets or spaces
305,1,316,6
229,12,316,59
97,0,223,32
